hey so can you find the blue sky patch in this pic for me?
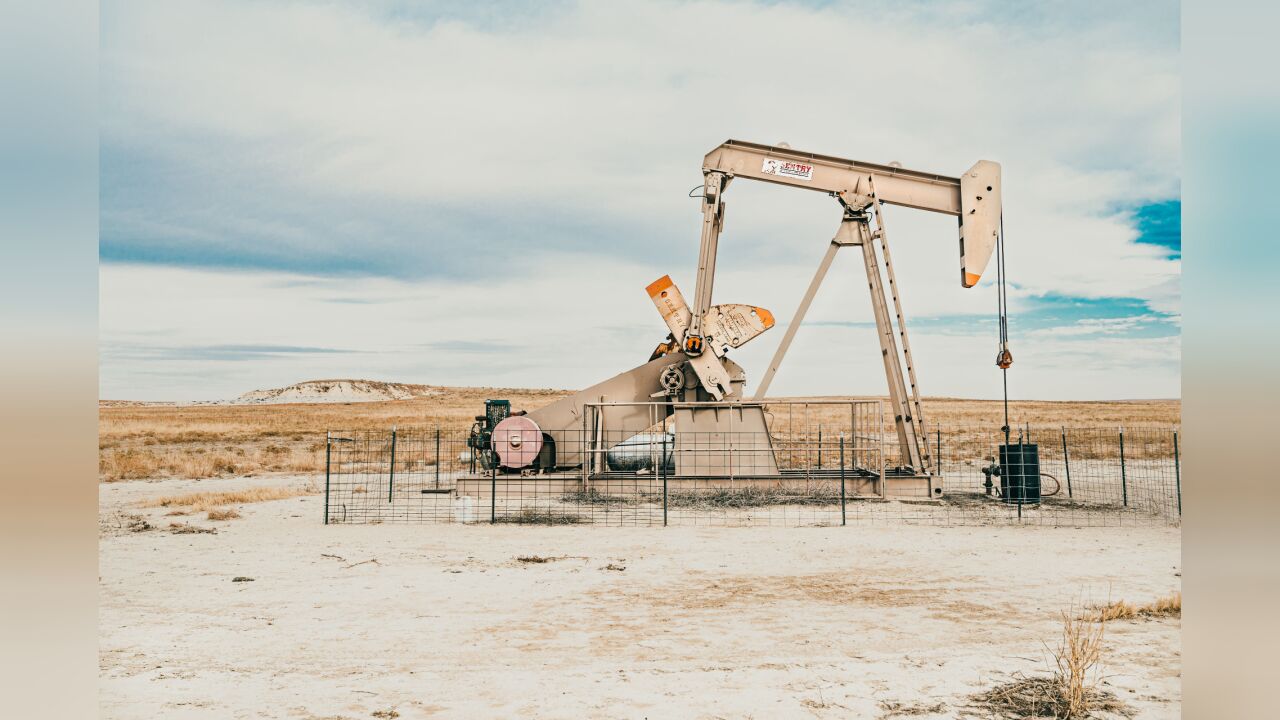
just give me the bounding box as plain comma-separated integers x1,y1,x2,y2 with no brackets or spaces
1132,200,1181,258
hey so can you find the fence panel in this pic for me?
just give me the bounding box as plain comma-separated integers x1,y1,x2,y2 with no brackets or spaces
323,423,1181,527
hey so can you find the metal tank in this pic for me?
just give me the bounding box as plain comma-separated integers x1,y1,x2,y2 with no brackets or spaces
606,431,675,473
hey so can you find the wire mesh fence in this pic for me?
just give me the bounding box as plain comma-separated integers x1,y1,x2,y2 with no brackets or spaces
322,421,1181,527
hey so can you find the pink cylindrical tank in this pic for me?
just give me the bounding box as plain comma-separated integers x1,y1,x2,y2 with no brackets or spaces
491,415,543,469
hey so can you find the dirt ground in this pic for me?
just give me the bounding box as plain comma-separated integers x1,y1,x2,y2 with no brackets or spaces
99,475,1181,719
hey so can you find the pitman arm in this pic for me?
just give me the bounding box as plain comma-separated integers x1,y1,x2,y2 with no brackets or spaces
646,275,731,399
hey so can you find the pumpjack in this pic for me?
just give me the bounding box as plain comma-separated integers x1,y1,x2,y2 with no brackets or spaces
468,140,1002,498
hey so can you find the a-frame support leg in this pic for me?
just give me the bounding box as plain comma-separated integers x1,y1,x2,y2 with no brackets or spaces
753,238,846,400
849,213,925,472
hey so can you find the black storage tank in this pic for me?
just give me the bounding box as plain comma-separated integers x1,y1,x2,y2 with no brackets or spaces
999,443,1041,504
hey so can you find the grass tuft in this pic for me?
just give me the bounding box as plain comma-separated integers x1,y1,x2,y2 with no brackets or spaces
168,522,217,534
970,674,1128,719
493,509,583,525
206,508,242,521
1054,608,1107,717
971,606,1130,719
1087,592,1180,622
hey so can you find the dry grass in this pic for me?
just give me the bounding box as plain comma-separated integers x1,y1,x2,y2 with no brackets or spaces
100,511,155,535
98,385,567,481
1054,608,1108,717
1088,592,1181,622
516,555,565,564
139,486,316,512
971,607,1131,719
971,674,1129,719
99,445,320,482
99,386,1179,481
919,397,1176,428
561,489,644,505
564,487,876,508
666,487,845,509
167,522,217,535
493,509,583,525
206,508,242,521
878,700,947,716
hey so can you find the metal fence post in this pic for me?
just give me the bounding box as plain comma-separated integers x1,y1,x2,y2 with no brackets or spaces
840,434,847,526
817,426,823,470
323,432,331,525
435,426,441,489
1061,426,1072,498
661,432,669,527
1119,427,1128,507
1173,429,1181,516
387,426,397,503
490,461,497,524
935,428,942,476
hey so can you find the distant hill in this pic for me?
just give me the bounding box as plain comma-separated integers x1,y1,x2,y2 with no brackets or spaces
235,379,438,405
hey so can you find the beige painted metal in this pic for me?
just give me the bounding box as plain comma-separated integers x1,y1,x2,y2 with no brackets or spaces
714,356,748,401
753,235,850,400
513,141,996,487
868,179,931,473
646,274,693,338
645,274,732,399
646,274,773,401
701,302,775,355
689,171,728,340
672,403,779,477
453,472,892,501
693,140,999,475
849,215,925,471
701,140,1001,287
958,160,1002,288
527,352,688,467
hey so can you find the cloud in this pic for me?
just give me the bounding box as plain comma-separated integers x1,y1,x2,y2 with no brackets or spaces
419,340,517,354
101,263,1180,401
1024,315,1178,339
98,0,1181,400
102,1,1179,288
102,343,363,363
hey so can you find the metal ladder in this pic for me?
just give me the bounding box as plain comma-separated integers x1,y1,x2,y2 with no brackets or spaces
868,179,932,475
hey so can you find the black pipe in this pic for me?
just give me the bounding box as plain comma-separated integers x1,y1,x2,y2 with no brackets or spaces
840,435,847,526
387,427,397,503
1119,428,1128,507
1061,427,1073,498
323,435,331,525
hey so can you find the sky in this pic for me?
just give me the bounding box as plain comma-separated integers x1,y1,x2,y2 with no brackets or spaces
99,0,1181,401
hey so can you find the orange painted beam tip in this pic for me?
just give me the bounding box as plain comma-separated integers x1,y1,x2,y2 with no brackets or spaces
756,307,775,328
963,272,981,288
645,275,674,296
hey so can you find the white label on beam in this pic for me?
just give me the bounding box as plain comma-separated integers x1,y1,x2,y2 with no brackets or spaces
761,158,814,181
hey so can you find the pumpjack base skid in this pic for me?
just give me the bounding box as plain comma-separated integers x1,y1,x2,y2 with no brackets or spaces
454,469,940,501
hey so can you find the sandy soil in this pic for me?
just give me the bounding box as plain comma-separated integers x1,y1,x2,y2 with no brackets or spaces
100,475,1181,719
